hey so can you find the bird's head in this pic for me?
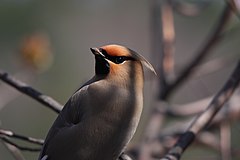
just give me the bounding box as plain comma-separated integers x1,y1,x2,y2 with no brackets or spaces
90,44,156,86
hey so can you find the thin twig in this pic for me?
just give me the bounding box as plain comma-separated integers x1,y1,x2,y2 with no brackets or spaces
0,69,62,113
3,141,26,160
137,0,168,159
1,137,41,152
0,70,37,111
154,97,211,117
160,61,240,160
0,129,44,145
160,3,232,99
157,93,240,118
192,54,238,79
161,0,175,82
118,153,133,160
150,0,167,89
171,0,211,16
220,121,232,160
227,0,240,19
153,130,220,158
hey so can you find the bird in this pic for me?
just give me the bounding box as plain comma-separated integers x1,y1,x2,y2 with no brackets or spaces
38,44,156,160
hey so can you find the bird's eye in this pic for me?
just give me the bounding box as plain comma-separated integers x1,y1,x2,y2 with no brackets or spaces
114,56,126,64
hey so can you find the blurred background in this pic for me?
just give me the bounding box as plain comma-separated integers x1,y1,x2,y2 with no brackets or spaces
0,0,240,160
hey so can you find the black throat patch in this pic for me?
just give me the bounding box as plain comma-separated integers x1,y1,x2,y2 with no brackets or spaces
95,55,110,75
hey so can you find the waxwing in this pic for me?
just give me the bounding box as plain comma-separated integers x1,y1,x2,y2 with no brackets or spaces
38,44,156,160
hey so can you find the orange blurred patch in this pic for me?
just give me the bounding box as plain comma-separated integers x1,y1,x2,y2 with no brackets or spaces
19,32,53,72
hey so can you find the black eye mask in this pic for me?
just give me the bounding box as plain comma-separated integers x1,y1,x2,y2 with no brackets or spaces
99,48,135,64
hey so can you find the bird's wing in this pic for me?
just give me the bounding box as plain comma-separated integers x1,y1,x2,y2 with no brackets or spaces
38,84,90,160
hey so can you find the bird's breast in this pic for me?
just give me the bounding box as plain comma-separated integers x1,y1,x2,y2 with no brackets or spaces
84,81,143,156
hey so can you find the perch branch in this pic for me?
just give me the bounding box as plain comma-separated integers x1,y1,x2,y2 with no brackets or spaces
0,69,62,113
0,129,44,145
1,137,41,152
160,61,240,160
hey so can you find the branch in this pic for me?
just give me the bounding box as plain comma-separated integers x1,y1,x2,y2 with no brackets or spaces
0,69,62,113
150,0,168,89
155,131,220,158
192,54,237,79
160,61,240,160
0,129,43,152
137,0,169,159
158,93,240,118
171,0,211,17
3,141,26,160
0,129,44,145
1,137,41,152
227,0,240,19
161,0,176,83
160,3,232,99
118,153,133,160
154,97,211,117
220,121,232,160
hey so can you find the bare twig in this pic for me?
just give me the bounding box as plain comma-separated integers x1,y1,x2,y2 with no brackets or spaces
137,1,233,159
137,0,169,159
153,0,176,99
118,153,133,160
0,70,36,111
196,131,220,151
161,0,175,82
0,129,42,153
150,0,167,90
154,98,211,117
1,137,41,152
0,129,44,145
192,54,238,79
171,0,211,16
227,0,240,19
157,93,240,118
138,105,166,160
154,130,220,158
160,3,232,99
160,61,240,160
0,69,62,113
220,121,232,160
3,141,26,160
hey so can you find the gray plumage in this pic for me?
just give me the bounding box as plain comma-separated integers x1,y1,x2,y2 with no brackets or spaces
38,44,155,160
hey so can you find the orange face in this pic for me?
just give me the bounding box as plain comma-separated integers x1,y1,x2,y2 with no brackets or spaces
91,44,155,79
98,45,143,88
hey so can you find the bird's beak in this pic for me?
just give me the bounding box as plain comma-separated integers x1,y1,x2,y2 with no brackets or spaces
90,48,105,58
